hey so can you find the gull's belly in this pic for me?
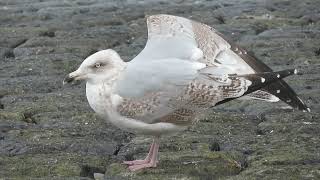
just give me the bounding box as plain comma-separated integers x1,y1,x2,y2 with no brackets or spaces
110,94,187,136
86,83,186,136
109,115,187,136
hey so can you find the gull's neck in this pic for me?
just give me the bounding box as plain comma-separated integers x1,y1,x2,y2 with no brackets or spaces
86,62,126,118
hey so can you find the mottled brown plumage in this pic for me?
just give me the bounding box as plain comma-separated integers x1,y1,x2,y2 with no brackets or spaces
65,14,309,172
117,92,161,119
116,74,251,126
191,20,229,65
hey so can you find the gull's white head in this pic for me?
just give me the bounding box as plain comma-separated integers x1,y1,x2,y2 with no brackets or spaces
63,49,126,84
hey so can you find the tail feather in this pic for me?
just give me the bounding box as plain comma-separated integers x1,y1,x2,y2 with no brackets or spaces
216,69,310,112
264,79,309,111
245,52,310,112
216,33,309,112
235,69,298,96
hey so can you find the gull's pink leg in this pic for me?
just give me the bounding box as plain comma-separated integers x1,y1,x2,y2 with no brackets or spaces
128,138,160,171
123,140,155,165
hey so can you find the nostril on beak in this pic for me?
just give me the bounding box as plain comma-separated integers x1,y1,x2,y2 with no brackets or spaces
63,74,74,85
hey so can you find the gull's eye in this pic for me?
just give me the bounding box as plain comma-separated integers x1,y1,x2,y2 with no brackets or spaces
94,63,102,68
91,62,106,69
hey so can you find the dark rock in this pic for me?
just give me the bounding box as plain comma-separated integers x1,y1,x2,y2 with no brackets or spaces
314,48,320,56
39,30,55,37
22,111,37,124
0,48,14,59
242,149,254,155
209,139,221,151
256,128,266,135
80,165,105,179
113,144,123,156
215,15,226,24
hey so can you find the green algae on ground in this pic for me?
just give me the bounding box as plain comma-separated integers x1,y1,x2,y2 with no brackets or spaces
0,111,24,121
0,103,59,123
0,153,111,178
105,139,244,179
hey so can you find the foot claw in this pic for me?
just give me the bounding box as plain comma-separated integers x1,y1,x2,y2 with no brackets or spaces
125,138,160,171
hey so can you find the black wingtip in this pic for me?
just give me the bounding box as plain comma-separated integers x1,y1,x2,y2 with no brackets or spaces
213,32,309,112
233,69,297,96
236,69,311,112
263,69,310,112
216,69,305,107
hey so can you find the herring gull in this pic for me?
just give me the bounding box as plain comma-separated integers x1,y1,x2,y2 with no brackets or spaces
63,14,310,171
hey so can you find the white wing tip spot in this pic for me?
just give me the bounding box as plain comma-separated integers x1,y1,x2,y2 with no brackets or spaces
276,90,280,93
277,74,280,78
261,77,265,83
294,69,298,74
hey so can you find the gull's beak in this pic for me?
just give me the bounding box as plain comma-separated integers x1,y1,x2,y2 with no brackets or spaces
63,70,83,85
63,74,75,85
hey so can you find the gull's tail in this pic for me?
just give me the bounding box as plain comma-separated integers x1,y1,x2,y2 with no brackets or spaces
240,54,310,112
217,69,310,112
236,69,297,96
214,32,309,112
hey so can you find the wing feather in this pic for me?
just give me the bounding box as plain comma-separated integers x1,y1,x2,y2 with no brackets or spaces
241,90,280,102
141,14,308,111
114,14,308,126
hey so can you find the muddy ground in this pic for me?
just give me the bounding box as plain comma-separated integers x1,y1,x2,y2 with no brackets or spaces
0,0,319,179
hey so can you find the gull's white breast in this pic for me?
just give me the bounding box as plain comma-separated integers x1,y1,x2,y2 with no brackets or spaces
86,82,185,136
